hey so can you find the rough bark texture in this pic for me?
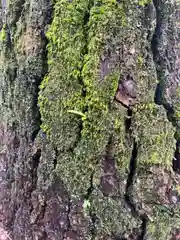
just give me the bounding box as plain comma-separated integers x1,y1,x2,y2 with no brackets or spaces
0,0,180,239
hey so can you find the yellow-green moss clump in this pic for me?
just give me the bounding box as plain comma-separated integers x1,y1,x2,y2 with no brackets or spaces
39,0,131,195
133,103,175,166
0,24,7,41
39,0,88,151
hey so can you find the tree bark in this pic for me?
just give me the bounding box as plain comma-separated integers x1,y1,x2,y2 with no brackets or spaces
0,0,180,239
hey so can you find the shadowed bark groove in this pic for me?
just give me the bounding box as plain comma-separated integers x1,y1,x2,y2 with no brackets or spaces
63,197,71,240
151,0,180,173
85,172,96,240
125,139,148,240
125,141,138,217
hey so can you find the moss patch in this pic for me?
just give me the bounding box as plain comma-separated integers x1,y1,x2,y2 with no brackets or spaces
39,0,132,195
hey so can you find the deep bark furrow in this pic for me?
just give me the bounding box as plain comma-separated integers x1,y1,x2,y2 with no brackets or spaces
63,197,72,240
85,172,96,240
125,140,148,239
125,141,138,217
151,0,179,172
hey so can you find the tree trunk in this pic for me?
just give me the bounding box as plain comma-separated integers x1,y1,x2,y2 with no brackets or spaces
0,0,180,239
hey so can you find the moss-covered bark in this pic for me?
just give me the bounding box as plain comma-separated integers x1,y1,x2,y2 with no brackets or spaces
0,0,180,239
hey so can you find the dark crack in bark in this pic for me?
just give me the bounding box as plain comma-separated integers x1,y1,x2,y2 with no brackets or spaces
125,109,132,135
173,140,180,173
124,140,148,240
63,196,72,240
29,148,42,217
33,199,48,240
31,25,50,142
151,0,179,173
7,0,26,26
125,141,138,216
31,148,41,189
84,171,97,240
53,146,58,169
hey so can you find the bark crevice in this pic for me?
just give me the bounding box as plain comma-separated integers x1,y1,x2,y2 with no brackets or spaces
151,0,179,173
124,140,148,240
63,196,72,240
85,171,97,240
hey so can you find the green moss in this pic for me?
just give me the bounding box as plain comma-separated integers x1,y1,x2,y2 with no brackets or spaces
39,0,90,151
39,0,129,151
146,208,180,240
0,23,18,125
39,0,132,195
138,0,151,7
0,24,7,41
137,55,143,68
133,103,175,166
90,189,141,238
172,87,180,141
132,31,175,166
